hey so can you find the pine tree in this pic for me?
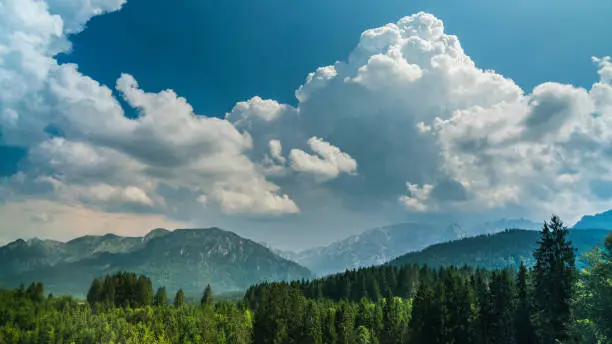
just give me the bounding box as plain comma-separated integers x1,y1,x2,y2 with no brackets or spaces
154,287,167,307
87,278,103,305
356,325,373,344
336,302,356,344
473,269,493,344
174,288,185,308
410,282,442,344
136,274,154,307
382,289,401,344
342,279,352,300
439,269,476,344
514,262,536,344
367,276,381,301
26,282,44,302
532,215,576,344
201,284,213,307
489,269,516,344
323,308,338,344
397,266,416,298
304,299,323,344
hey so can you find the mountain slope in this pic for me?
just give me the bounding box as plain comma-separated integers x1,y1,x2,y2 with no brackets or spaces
0,228,312,297
389,229,610,269
0,233,145,276
283,218,542,275
281,222,465,275
573,210,612,230
0,238,67,275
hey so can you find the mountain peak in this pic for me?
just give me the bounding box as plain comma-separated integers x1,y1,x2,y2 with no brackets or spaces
173,227,234,237
144,228,170,242
0,226,312,297
6,238,26,248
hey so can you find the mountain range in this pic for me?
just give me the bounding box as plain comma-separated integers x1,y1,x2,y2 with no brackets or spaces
0,227,312,298
3,211,611,299
278,218,542,275
389,228,611,269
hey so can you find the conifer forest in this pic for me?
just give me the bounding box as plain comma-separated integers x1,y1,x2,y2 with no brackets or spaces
1,216,612,343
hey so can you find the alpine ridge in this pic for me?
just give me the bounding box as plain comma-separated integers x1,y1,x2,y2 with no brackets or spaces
0,227,312,297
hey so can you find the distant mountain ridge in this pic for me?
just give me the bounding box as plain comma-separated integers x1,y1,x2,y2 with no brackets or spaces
0,233,146,276
0,228,312,298
278,218,542,275
388,228,610,269
279,218,543,275
573,210,612,230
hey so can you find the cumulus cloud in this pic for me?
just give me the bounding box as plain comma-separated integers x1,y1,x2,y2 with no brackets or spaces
399,183,433,212
45,0,127,33
227,96,289,124
229,12,612,223
268,140,285,164
424,59,612,217
0,0,299,218
289,137,357,182
2,4,612,245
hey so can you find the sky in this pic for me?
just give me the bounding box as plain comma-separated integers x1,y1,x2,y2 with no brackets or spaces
1,0,612,249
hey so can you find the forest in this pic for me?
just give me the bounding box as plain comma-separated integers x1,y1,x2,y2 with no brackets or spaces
1,215,611,344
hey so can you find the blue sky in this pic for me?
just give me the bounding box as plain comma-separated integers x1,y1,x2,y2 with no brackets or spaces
2,0,612,248
58,0,612,115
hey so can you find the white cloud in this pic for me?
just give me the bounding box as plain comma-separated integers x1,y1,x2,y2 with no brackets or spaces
424,57,612,218
232,12,612,224
77,184,154,207
289,137,357,182
2,5,612,245
259,139,289,177
227,96,288,123
268,139,285,164
45,0,126,33
28,71,300,215
0,0,299,218
399,183,433,212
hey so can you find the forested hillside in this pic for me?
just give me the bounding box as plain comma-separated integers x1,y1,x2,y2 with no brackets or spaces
1,216,612,343
282,218,542,275
389,228,610,269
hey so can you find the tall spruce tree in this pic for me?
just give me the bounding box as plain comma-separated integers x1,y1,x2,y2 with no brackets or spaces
201,284,213,307
489,269,516,344
101,275,115,306
473,269,493,344
514,262,536,344
382,289,401,344
154,287,167,307
87,278,103,305
410,282,442,344
532,215,576,344
136,274,154,307
304,299,323,344
174,288,185,308
440,269,476,344
26,282,44,303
